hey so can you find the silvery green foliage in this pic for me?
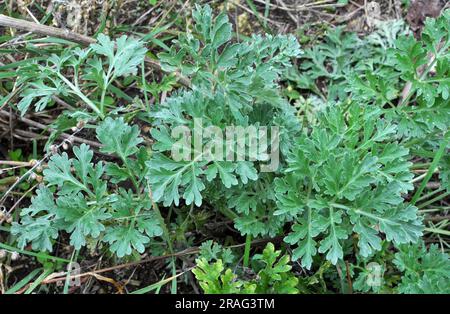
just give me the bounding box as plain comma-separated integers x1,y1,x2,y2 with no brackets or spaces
9,6,450,291
274,11,450,270
12,119,162,258
275,103,423,268
147,4,302,213
394,243,450,293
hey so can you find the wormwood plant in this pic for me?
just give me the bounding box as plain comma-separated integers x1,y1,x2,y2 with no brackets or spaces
351,241,450,294
193,242,298,294
11,119,163,258
285,19,410,101
146,4,302,241
275,102,422,268
5,5,450,293
11,4,302,258
147,4,301,207
393,243,450,293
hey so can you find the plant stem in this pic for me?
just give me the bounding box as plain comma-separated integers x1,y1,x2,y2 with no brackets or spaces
411,162,431,170
243,233,252,268
218,205,238,220
123,159,141,196
55,72,104,119
141,59,150,112
149,186,177,294
410,132,449,205
424,227,450,236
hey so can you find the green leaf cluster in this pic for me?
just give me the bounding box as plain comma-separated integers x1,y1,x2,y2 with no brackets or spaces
275,103,423,268
16,35,147,118
12,118,162,258
193,242,298,294
147,4,302,211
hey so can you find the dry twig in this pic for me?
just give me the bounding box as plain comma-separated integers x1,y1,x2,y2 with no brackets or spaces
0,14,191,87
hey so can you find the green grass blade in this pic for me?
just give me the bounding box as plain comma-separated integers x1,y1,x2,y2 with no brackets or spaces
24,268,54,294
130,271,187,294
0,242,71,263
4,268,42,294
410,132,449,205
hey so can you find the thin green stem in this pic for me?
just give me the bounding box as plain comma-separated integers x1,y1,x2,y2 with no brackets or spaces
149,185,177,294
141,59,150,113
243,233,252,268
411,132,449,205
417,191,450,209
55,72,104,119
424,227,450,236
410,162,432,170
123,158,141,196
416,187,445,203
100,88,107,117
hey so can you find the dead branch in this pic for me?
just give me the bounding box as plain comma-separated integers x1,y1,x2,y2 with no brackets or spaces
0,110,102,148
0,14,95,46
0,14,191,88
